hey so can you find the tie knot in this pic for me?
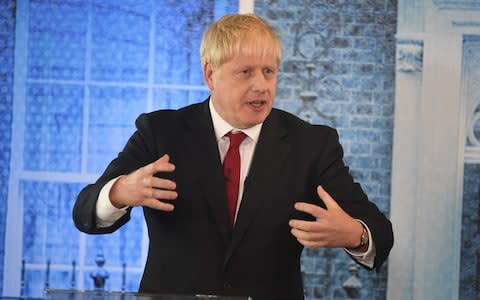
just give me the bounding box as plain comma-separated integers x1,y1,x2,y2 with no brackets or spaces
226,131,247,148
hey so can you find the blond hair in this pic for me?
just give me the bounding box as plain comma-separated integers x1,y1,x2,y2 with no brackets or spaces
200,14,282,72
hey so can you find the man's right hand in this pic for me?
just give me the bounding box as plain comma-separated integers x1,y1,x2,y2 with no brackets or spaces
109,154,178,211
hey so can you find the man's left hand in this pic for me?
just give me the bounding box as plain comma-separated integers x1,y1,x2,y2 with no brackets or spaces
289,185,363,249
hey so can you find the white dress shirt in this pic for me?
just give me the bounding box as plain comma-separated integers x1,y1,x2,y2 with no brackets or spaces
209,100,262,224
95,100,375,267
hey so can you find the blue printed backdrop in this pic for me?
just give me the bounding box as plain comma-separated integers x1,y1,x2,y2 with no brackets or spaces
0,0,15,295
258,1,396,299
2,0,400,298
461,163,480,300
4,0,237,297
459,37,480,300
3,1,480,299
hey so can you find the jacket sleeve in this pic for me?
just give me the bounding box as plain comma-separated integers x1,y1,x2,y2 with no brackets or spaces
72,113,162,234
313,127,394,271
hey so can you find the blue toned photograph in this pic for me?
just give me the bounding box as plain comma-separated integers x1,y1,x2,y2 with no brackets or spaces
2,0,239,297
1,0,480,300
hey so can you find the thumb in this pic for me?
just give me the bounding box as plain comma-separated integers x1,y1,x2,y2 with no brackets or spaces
158,154,170,163
148,154,174,175
317,185,341,210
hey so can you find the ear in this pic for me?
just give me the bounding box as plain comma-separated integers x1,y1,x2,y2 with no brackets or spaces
203,62,215,90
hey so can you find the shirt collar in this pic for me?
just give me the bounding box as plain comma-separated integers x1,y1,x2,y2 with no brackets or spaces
209,98,263,143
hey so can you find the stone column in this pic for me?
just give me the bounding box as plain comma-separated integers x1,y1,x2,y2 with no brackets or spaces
387,0,425,299
388,1,480,299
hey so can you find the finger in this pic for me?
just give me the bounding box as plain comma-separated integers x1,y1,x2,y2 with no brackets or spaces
290,228,325,248
317,185,341,210
142,198,175,212
151,188,178,200
296,238,323,248
151,177,177,190
139,185,177,200
144,154,175,176
290,227,323,241
153,154,176,172
289,219,319,232
293,202,327,219
158,153,170,162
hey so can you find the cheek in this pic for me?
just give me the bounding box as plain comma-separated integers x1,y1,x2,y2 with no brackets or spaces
270,81,277,92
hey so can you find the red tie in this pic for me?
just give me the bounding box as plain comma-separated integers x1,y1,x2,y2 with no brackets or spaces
223,131,247,228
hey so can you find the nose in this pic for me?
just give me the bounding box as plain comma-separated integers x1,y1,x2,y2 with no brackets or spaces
250,71,269,92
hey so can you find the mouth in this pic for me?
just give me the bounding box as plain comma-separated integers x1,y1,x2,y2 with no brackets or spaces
246,100,268,110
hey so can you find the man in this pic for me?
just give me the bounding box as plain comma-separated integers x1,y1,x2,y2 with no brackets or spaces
73,14,393,300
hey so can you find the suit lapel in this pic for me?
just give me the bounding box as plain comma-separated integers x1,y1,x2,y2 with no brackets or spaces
183,102,291,261
224,110,290,267
184,100,231,244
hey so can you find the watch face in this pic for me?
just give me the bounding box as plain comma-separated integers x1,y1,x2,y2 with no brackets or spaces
361,228,368,246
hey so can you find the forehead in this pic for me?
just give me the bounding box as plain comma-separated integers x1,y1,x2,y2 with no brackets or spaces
225,51,278,68
231,36,280,65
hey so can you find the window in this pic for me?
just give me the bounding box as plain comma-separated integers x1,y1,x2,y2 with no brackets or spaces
5,1,240,297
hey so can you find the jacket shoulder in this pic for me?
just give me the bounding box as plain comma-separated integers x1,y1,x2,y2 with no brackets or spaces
139,101,204,125
271,108,337,136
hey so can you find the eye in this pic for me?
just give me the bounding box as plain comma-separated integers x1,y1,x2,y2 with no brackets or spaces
235,68,252,78
263,67,276,78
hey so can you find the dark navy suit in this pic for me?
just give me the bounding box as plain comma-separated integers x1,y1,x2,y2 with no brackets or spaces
73,99,393,300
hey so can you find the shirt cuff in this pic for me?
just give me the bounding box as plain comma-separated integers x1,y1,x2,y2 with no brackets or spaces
344,220,376,268
96,176,128,228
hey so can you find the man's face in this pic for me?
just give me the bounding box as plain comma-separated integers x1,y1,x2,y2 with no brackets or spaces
204,52,278,129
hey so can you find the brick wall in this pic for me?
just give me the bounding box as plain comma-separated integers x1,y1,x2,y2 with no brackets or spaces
255,0,397,299
460,164,480,300
459,36,480,300
0,0,15,295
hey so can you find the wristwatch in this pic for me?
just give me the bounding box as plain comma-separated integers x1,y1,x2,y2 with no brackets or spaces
359,225,369,247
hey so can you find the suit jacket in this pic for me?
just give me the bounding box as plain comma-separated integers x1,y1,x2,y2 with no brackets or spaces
73,99,393,300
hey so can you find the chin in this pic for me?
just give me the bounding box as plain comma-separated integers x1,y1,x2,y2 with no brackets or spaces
237,108,271,128
246,116,269,128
